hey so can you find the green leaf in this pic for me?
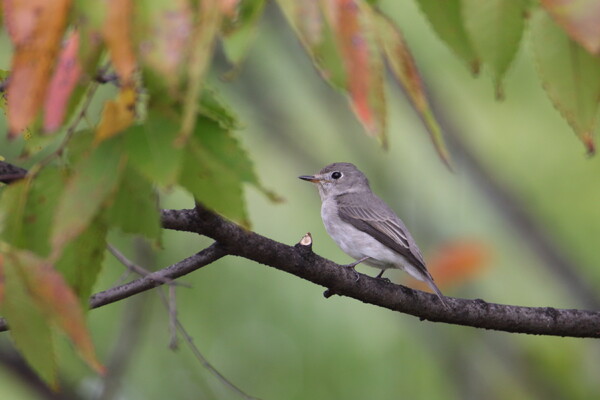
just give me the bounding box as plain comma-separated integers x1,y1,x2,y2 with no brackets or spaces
52,137,126,251
0,178,31,250
222,0,266,68
463,0,526,98
0,70,8,113
275,0,347,88
179,119,248,225
1,253,58,388
124,114,183,186
55,214,108,303
178,0,223,144
531,10,600,154
66,129,96,165
7,166,66,257
73,0,106,75
415,0,480,74
106,166,161,239
374,11,452,169
193,116,282,202
199,88,240,130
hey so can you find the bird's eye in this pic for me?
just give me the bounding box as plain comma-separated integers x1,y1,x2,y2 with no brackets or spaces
331,171,342,180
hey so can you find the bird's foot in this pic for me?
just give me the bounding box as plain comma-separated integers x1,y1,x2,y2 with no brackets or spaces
342,264,360,282
341,256,369,282
375,269,391,283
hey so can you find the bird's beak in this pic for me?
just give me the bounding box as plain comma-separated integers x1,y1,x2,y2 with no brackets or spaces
299,174,322,183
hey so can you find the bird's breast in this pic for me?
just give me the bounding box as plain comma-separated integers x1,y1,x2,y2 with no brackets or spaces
321,199,386,264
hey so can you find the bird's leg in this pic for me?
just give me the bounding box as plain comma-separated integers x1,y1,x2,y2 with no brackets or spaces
375,269,391,283
342,256,370,282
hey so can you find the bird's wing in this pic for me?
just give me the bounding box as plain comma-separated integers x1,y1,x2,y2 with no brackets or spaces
336,194,428,274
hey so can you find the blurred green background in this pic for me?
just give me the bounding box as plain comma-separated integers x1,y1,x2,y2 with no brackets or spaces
2,1,600,399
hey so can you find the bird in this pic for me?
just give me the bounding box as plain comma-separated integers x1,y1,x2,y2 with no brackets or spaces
299,162,447,306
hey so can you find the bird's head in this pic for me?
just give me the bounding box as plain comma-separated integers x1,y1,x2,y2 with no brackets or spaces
299,162,371,200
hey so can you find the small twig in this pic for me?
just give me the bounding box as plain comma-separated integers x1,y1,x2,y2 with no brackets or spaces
36,83,100,169
36,62,113,171
155,287,261,400
107,243,258,399
108,244,190,288
86,242,227,312
97,293,149,400
168,285,179,350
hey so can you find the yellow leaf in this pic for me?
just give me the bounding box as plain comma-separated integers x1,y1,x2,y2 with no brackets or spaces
103,0,136,86
95,87,137,144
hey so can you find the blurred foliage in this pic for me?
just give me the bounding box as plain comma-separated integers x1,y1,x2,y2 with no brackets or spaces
0,0,599,399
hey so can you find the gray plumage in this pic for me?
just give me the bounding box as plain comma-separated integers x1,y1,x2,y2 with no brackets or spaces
300,162,446,306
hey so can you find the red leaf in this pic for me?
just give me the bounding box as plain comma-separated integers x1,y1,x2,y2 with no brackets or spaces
334,0,386,144
43,31,83,133
337,0,374,131
9,250,105,375
3,0,72,136
541,0,600,54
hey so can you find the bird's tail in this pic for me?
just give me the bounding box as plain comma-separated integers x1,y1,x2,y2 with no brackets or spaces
424,274,449,308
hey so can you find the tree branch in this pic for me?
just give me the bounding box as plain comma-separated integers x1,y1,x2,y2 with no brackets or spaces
161,205,600,339
89,242,227,309
0,159,599,338
0,243,227,332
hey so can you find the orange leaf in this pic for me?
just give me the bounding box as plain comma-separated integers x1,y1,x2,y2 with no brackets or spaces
8,250,105,375
43,31,83,133
541,0,600,54
335,0,386,144
219,0,239,18
103,0,136,86
3,0,72,136
411,241,491,290
95,87,137,144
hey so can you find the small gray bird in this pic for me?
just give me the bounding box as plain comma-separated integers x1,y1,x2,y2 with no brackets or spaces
299,162,447,306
